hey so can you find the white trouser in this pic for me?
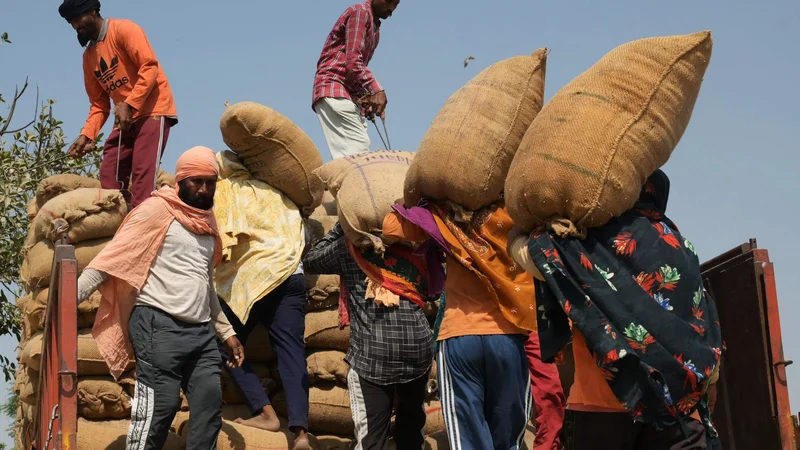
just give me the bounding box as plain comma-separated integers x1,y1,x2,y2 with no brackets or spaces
314,97,371,160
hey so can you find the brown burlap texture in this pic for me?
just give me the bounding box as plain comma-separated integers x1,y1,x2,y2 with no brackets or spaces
404,49,548,210
506,31,712,235
220,101,323,215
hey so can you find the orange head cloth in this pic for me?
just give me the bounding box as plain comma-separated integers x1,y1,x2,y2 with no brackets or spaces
175,146,218,183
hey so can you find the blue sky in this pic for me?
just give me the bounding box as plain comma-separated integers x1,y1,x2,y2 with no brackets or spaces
3,0,800,444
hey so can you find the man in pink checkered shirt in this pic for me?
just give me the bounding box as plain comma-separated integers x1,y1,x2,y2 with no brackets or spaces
312,0,400,160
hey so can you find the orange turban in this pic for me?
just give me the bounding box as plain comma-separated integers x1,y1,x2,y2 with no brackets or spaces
175,146,219,183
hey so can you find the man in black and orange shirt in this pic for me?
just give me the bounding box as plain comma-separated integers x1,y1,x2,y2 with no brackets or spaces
59,0,177,208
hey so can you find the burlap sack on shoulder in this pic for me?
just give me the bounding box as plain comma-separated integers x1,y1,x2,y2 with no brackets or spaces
506,31,712,234
26,188,127,247
306,350,348,385
313,150,414,198
273,383,354,436
79,418,184,449
33,174,101,213
313,150,415,254
20,237,110,288
404,49,547,210
21,328,134,375
305,309,350,352
78,376,133,419
220,101,324,215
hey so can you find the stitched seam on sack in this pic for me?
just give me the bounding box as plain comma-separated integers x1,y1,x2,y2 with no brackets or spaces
580,34,707,226
482,53,544,199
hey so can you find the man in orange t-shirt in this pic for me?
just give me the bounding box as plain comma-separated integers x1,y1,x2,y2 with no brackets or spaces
59,0,178,208
384,200,552,450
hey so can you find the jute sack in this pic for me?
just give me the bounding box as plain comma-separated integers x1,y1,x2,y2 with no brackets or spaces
506,31,713,234
273,383,354,436
336,158,411,254
244,324,276,363
313,150,414,198
78,418,184,449
305,274,340,302
220,101,324,214
316,435,353,450
20,237,110,288
21,328,135,375
78,375,134,419
305,309,350,352
178,418,319,450
25,289,101,337
424,400,445,435
405,49,548,210
313,151,414,254
306,293,339,313
306,215,339,242
14,364,38,406
26,188,126,246
156,168,176,188
172,405,269,434
306,351,348,385
31,174,101,217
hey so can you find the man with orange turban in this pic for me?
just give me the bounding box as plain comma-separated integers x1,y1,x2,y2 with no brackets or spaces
75,146,244,450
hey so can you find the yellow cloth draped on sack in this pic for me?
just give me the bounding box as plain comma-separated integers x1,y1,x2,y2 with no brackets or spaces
213,151,305,324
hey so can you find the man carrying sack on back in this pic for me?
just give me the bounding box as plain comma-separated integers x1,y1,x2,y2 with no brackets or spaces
75,146,244,450
303,222,435,450
59,0,178,208
311,0,399,160
211,151,312,450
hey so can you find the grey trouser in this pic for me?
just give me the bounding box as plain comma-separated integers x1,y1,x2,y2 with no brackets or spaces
127,305,222,450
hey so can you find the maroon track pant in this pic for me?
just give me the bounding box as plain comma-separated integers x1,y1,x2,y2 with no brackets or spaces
526,331,567,450
99,115,175,208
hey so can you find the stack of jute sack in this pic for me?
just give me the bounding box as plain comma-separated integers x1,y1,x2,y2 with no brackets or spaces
14,171,184,450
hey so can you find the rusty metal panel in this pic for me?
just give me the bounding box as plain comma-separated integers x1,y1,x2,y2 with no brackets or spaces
32,243,77,450
701,240,796,450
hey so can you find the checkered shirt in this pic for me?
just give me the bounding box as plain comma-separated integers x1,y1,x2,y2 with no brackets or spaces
302,223,434,385
312,1,383,108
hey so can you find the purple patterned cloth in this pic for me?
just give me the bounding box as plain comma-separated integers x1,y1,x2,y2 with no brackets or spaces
391,200,448,296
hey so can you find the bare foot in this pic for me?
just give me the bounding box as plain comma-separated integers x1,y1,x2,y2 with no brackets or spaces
234,406,281,432
293,429,311,450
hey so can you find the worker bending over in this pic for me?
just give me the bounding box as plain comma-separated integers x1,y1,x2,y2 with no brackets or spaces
76,147,243,450
59,0,177,207
312,0,400,159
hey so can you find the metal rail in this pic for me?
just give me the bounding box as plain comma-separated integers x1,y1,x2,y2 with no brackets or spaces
30,237,78,450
